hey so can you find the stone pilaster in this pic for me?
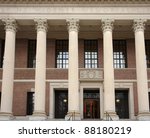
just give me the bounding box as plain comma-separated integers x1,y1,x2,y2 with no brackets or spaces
133,19,150,120
29,19,47,120
102,19,119,120
0,18,17,120
65,19,81,120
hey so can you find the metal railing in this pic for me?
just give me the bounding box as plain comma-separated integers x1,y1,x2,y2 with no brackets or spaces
105,112,113,121
67,111,75,121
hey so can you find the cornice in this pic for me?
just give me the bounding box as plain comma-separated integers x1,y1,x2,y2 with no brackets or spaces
0,0,150,4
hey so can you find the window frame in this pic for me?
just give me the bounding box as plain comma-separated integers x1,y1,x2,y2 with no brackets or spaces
55,40,69,69
113,40,127,69
84,40,98,68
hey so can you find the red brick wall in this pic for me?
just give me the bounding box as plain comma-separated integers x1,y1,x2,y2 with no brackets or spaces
15,39,28,68
79,39,84,68
114,69,136,80
46,69,68,79
14,69,35,79
99,39,103,68
47,39,55,68
13,82,34,116
127,39,136,68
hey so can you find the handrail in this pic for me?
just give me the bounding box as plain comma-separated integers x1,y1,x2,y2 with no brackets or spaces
67,111,75,121
105,112,113,121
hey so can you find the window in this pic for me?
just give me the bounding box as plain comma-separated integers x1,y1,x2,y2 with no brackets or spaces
0,40,5,68
27,40,36,68
55,40,68,68
113,40,127,68
84,40,98,68
145,40,150,68
26,92,35,115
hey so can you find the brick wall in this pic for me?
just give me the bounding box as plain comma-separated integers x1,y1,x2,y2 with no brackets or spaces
15,39,28,68
13,82,34,116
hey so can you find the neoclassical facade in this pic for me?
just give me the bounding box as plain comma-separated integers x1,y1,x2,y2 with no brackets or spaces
0,1,150,120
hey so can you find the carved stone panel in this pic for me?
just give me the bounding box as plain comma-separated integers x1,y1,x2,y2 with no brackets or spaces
80,69,103,80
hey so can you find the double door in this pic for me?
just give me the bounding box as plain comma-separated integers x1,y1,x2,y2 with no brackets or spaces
84,99,100,119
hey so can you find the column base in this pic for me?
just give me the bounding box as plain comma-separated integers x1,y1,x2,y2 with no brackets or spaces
103,112,119,121
29,111,47,121
0,112,14,121
65,111,81,121
137,112,150,121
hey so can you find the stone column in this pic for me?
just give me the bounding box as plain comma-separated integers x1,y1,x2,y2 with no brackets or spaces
133,19,150,120
0,19,17,120
65,19,80,120
29,19,48,120
102,19,119,120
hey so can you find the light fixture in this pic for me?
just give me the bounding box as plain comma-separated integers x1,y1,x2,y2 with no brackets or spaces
116,99,120,103
63,99,67,103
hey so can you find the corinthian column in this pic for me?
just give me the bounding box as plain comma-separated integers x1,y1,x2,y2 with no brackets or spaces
102,19,119,120
65,19,81,120
0,19,17,120
133,19,150,120
29,19,48,120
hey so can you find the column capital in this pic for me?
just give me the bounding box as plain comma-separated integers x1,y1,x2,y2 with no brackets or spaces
34,19,48,33
133,19,147,33
2,18,17,33
101,19,114,33
66,18,79,32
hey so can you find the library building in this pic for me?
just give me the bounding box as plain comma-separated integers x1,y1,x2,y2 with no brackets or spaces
0,0,150,121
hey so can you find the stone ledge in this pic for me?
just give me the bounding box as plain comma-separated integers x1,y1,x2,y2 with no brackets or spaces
0,0,150,4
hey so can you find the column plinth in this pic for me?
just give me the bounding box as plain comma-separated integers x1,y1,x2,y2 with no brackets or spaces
0,18,17,121
65,19,81,121
29,19,47,121
133,19,150,121
102,19,119,120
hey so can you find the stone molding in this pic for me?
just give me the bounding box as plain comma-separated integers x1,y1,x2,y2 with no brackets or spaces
101,19,114,33
0,0,150,4
133,19,147,33
34,19,48,33
66,18,79,32
2,18,17,33
0,6,150,20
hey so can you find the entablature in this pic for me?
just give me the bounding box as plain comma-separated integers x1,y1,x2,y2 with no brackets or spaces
0,0,150,4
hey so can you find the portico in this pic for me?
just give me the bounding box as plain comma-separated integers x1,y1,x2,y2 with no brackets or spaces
0,2,150,120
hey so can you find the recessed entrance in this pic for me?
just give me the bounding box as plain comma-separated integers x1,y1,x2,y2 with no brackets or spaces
115,90,129,119
26,92,35,115
55,90,68,118
83,90,100,119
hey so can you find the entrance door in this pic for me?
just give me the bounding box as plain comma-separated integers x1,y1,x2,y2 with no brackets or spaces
26,92,35,115
115,90,129,119
84,90,100,119
55,90,68,118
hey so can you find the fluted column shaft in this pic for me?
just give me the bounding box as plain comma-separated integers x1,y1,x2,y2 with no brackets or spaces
133,19,150,120
0,19,17,119
65,19,80,120
32,19,47,120
102,19,118,120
